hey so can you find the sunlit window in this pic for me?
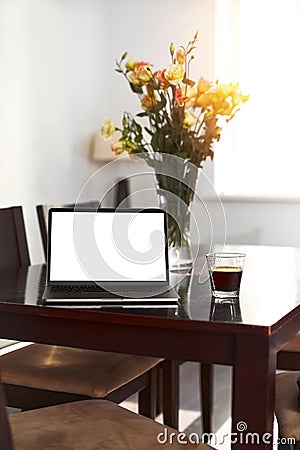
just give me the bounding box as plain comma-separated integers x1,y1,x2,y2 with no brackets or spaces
213,0,300,197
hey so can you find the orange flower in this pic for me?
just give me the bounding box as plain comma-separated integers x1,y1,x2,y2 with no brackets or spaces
135,65,153,83
141,94,157,110
135,61,151,67
175,89,188,107
129,62,153,85
111,141,125,156
154,69,169,88
146,83,155,96
176,48,186,64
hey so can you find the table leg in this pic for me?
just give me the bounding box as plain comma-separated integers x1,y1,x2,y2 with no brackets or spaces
231,335,276,449
138,367,157,419
201,363,213,434
162,360,179,429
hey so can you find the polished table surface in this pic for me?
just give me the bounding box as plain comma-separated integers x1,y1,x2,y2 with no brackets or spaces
0,244,299,449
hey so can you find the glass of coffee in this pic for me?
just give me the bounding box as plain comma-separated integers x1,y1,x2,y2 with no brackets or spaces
206,253,245,301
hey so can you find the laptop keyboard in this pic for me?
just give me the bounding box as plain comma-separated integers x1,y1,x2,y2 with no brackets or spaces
50,285,159,294
51,285,105,293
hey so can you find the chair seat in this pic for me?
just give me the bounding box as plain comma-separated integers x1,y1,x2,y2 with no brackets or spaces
9,399,211,450
275,371,300,440
0,344,162,397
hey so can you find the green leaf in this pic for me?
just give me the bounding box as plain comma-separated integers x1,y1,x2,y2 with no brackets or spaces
136,112,149,117
120,51,128,61
172,107,184,128
135,122,142,134
151,133,159,151
157,131,165,151
145,127,153,136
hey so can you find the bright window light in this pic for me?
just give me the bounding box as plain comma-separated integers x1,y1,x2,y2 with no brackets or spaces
214,0,300,197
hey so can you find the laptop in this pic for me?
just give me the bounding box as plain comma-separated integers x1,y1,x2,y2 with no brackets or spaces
42,208,178,307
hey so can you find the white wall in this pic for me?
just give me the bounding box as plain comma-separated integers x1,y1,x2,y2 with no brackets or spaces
198,199,300,248
0,0,113,262
1,0,299,264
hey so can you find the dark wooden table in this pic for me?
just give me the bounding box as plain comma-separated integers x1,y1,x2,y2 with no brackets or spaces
0,245,299,449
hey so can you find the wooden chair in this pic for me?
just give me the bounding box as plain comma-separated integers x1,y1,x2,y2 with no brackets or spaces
275,371,300,450
0,206,30,351
0,206,30,271
0,375,211,450
0,206,163,420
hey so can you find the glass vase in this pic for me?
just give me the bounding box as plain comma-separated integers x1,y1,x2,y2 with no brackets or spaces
154,158,198,271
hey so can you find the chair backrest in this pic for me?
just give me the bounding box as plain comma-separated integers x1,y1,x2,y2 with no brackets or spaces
36,205,48,261
36,201,100,261
115,178,131,208
0,207,30,271
0,374,14,450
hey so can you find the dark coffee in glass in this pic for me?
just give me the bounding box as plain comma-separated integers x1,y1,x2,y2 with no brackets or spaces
206,253,245,301
210,266,243,292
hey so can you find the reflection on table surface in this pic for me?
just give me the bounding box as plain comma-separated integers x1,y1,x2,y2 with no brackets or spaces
209,298,242,322
0,245,299,327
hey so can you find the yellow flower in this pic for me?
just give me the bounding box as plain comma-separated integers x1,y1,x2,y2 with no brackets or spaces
231,91,250,107
125,57,137,71
185,85,198,108
129,71,142,85
183,110,197,127
215,82,235,98
111,141,125,156
136,65,153,83
197,77,212,95
210,95,233,116
100,119,115,141
194,93,211,109
164,64,185,86
130,64,153,85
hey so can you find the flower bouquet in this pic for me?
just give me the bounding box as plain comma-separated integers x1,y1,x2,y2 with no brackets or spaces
101,33,248,269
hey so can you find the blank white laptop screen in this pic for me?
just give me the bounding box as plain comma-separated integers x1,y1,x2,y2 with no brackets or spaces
49,211,167,282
